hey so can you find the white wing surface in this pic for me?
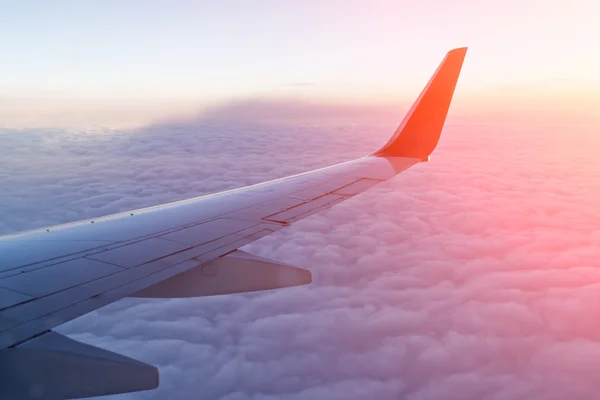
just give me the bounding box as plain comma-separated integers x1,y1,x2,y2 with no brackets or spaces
0,47,467,399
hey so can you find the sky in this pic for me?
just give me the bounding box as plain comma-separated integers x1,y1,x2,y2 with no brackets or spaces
1,0,599,128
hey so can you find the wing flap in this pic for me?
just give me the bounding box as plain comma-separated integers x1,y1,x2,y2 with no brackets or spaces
0,331,158,399
0,287,32,309
0,258,123,297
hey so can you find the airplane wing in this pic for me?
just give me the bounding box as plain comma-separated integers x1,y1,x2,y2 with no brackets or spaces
0,47,467,399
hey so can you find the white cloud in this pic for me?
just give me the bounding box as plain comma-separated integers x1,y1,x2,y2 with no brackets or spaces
2,102,600,399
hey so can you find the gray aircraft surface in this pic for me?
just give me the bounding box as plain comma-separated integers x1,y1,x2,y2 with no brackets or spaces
0,47,467,399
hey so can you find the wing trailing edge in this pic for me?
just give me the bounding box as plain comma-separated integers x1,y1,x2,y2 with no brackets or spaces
374,47,467,160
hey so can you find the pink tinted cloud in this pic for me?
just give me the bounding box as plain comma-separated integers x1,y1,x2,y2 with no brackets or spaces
1,99,600,399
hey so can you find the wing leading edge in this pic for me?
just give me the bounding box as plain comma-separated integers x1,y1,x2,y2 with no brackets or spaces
0,47,467,399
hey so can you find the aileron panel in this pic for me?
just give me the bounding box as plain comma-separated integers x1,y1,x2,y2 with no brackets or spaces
0,288,32,310
0,258,123,298
159,218,258,246
88,238,190,268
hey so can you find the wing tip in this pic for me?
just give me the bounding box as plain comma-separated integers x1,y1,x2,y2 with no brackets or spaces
447,47,468,58
374,47,468,160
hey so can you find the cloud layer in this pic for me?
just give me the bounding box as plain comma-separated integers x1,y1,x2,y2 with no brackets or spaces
2,106,600,400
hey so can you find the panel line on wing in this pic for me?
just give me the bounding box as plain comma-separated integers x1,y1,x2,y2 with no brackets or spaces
0,223,276,330
0,226,278,349
0,161,392,280
0,159,406,347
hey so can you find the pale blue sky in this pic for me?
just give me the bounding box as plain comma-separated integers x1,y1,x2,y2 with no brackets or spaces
1,0,599,126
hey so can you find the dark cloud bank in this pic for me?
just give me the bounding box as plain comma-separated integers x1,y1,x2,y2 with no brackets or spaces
2,100,600,399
